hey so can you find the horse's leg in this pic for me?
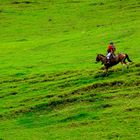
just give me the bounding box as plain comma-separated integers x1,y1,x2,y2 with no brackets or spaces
104,67,108,76
106,68,108,74
121,61,128,72
122,56,129,69
124,59,129,69
121,63,125,72
125,62,129,69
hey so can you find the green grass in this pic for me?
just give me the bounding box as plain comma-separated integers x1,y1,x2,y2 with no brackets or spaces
0,0,140,139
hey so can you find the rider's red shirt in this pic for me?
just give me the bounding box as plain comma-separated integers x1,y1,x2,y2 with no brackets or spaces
108,45,114,52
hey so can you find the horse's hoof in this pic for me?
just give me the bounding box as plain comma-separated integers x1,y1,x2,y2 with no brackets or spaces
102,73,107,77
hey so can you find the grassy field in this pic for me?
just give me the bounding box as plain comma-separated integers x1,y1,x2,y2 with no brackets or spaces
0,0,140,139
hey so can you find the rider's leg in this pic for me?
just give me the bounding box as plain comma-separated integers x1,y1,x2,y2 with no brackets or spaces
106,52,111,59
106,52,111,64
112,52,115,58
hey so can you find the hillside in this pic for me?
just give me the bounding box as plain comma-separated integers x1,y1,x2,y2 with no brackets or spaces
0,0,140,139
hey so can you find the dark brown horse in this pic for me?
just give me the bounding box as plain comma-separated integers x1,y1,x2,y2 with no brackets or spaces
96,53,132,73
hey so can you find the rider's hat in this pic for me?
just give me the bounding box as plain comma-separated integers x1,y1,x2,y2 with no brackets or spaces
110,42,114,45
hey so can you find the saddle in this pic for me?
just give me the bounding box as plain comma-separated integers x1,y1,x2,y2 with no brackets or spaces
107,53,116,64
111,53,116,59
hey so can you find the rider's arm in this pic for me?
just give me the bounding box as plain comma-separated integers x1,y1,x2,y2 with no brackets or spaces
113,45,116,52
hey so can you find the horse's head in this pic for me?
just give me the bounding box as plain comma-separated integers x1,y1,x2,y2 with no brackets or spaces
95,54,107,65
96,54,101,62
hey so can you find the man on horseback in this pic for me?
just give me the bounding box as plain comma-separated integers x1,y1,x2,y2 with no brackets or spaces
106,42,116,64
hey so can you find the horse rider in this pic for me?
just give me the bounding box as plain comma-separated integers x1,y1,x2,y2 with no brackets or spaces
106,42,116,63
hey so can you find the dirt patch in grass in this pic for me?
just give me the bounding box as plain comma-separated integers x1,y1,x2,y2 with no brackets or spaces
11,1,37,4
20,94,55,103
89,2,105,6
100,103,112,109
65,80,124,97
60,113,88,122
68,120,94,128
49,80,126,101
65,1,81,4
0,97,79,119
125,107,140,112
1,77,139,119
0,91,18,98
135,63,140,67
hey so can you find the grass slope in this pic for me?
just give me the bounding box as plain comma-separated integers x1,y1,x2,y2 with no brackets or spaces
0,0,140,139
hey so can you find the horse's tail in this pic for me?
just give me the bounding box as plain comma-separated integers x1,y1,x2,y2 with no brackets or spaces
125,54,132,62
